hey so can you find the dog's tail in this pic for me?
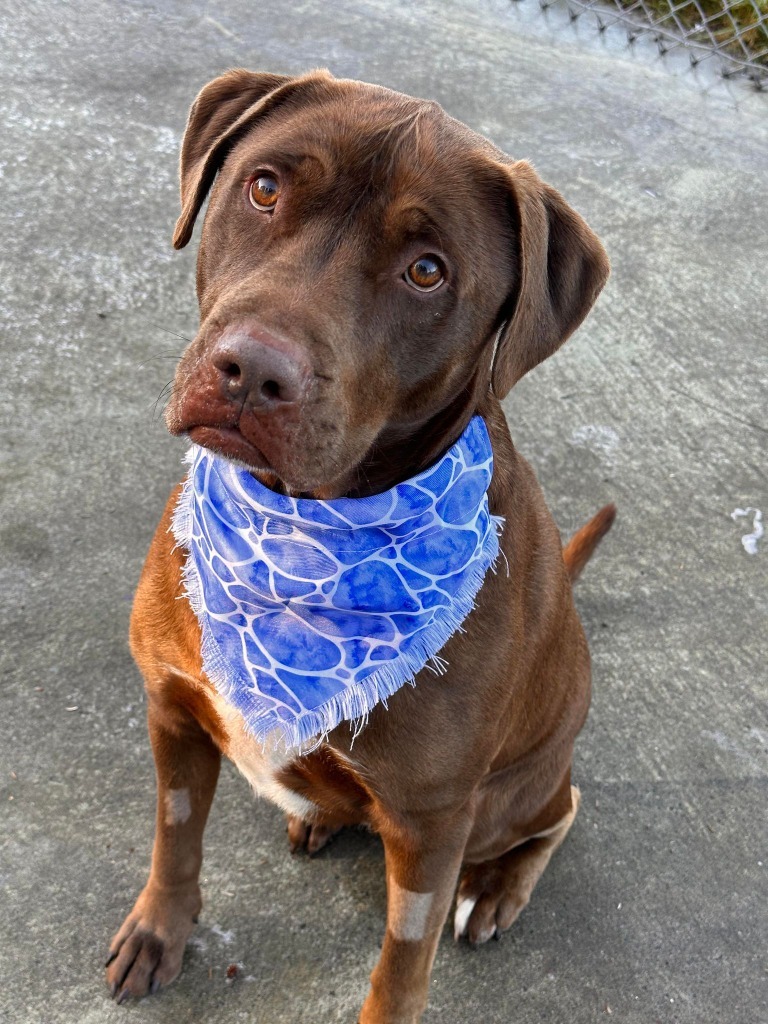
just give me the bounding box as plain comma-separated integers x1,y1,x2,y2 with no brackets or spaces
563,504,616,583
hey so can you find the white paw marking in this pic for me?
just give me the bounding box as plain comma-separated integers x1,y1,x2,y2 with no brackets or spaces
388,881,434,942
164,787,191,826
453,896,477,940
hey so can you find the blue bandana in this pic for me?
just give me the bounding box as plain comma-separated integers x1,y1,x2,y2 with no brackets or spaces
172,416,502,750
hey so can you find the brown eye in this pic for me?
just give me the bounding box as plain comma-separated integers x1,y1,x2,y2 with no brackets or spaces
405,254,444,291
249,174,280,210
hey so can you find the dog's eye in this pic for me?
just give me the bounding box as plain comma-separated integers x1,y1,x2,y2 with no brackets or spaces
405,255,444,291
249,175,280,211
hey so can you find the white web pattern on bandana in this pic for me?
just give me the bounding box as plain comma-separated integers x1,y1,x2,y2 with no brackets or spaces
172,416,502,749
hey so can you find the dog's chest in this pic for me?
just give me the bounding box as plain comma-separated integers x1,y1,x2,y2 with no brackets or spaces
207,688,319,821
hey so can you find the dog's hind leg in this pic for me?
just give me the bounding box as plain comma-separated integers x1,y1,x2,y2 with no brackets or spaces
454,783,581,944
105,693,221,1003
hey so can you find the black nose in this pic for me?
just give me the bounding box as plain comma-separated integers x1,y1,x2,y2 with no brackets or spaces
210,327,310,407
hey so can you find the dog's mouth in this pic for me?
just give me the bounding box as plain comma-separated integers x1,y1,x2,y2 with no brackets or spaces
186,424,273,473
167,385,280,476
181,414,342,495
166,351,392,498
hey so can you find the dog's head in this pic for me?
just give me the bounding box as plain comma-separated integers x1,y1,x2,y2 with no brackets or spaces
165,69,608,496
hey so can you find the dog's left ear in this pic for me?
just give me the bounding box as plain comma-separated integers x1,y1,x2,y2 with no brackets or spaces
490,160,610,398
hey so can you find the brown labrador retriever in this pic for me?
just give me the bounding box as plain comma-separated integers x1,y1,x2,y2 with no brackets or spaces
106,69,614,1023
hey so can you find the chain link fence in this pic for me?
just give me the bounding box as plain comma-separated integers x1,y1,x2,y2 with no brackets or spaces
540,0,768,86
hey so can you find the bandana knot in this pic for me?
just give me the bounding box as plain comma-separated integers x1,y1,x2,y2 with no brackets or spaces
172,416,503,750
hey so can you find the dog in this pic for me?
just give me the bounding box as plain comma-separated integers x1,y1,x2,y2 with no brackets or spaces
106,69,614,1023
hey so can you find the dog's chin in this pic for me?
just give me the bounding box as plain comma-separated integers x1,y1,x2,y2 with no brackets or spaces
185,424,353,498
187,425,271,472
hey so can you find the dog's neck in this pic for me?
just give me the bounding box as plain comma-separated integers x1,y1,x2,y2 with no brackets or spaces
258,384,483,501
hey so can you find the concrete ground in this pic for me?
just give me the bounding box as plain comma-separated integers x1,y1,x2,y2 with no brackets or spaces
1,0,766,1021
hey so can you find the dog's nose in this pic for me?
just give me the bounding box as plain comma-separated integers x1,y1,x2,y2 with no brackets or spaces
210,327,310,407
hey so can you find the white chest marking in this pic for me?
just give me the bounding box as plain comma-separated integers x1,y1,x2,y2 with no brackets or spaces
162,664,318,823
209,688,318,822
387,880,434,942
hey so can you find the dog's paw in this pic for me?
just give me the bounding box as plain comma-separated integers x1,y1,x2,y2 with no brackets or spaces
453,861,529,945
286,814,341,856
453,886,525,945
105,884,200,1003
455,787,582,945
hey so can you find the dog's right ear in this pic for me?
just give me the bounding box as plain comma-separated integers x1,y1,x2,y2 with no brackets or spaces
173,69,329,249
173,70,290,249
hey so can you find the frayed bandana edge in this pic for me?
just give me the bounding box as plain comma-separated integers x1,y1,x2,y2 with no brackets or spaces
171,417,503,752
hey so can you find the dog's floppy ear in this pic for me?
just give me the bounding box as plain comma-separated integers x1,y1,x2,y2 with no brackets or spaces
173,69,330,250
490,160,609,398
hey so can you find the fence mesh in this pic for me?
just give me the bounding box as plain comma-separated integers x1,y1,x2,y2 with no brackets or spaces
542,0,768,85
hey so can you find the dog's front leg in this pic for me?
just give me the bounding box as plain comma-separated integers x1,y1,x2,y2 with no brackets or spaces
359,805,473,1024
106,694,220,1002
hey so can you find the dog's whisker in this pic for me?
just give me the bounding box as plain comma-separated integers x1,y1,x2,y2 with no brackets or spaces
151,381,174,419
139,318,196,346
135,355,184,372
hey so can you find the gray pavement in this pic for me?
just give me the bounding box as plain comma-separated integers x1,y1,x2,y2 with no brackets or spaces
1,1,766,1021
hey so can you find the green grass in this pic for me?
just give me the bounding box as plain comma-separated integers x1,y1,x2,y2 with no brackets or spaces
616,0,768,68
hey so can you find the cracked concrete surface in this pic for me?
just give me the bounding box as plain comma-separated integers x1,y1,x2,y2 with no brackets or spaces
1,1,766,1021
